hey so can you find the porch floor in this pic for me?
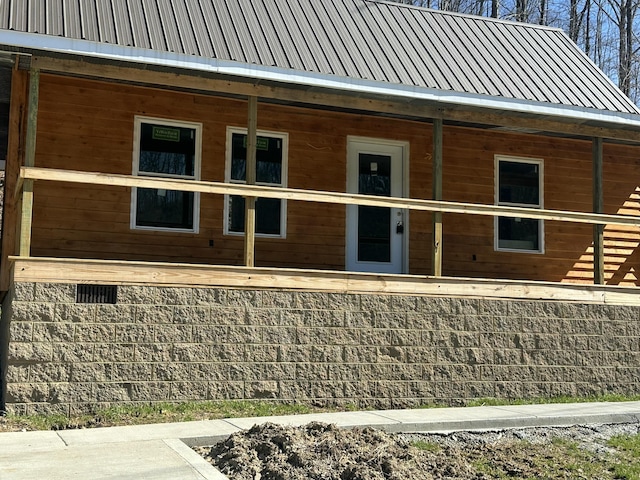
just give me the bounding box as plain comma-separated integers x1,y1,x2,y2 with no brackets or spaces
9,256,640,306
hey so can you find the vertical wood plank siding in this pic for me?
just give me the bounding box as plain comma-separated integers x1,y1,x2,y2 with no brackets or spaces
28,74,640,285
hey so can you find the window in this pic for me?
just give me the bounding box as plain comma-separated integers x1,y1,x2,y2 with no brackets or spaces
224,127,288,237
495,155,543,253
131,117,201,232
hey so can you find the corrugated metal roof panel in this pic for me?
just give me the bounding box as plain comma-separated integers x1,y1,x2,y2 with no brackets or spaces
464,18,524,98
198,0,227,59
112,0,134,47
171,0,198,55
29,0,45,34
184,1,214,58
479,19,551,102
157,0,183,53
225,0,260,64
418,11,478,93
286,0,331,74
214,1,246,63
140,0,165,51
46,0,64,36
78,0,99,41
62,0,82,39
380,4,439,87
237,0,275,67
259,1,305,72
277,0,320,73
0,1,8,30
95,0,116,43
396,7,451,90
127,0,151,50
319,0,374,79
355,1,411,84
0,0,637,116
251,1,296,70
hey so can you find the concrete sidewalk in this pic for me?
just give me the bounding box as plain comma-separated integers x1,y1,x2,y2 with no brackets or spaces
1,401,639,480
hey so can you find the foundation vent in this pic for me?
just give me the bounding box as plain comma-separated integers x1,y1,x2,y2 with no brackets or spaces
76,284,118,304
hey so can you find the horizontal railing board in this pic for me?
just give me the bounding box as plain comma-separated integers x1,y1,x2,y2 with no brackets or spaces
20,166,640,227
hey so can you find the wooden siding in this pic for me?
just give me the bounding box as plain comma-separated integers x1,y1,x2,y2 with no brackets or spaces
26,74,640,286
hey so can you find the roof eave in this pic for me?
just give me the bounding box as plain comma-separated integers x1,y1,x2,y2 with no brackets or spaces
2,29,640,131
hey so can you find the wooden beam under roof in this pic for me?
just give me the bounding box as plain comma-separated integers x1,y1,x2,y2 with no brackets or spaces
30,56,640,144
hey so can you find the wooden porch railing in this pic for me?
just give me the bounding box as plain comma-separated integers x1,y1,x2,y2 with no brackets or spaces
13,165,640,283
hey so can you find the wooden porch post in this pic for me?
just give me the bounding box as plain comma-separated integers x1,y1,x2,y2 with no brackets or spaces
243,96,258,267
18,68,39,257
592,137,604,284
432,118,443,276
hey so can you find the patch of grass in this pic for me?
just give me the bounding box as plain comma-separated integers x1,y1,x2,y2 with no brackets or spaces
0,400,321,432
410,440,441,452
608,434,640,479
463,393,640,408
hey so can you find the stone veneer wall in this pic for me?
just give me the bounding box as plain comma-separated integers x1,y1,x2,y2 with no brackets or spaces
2,281,640,415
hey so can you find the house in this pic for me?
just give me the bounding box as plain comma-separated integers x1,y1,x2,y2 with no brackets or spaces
0,0,639,415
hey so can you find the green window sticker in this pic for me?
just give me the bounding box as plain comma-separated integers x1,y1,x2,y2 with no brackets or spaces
152,126,181,142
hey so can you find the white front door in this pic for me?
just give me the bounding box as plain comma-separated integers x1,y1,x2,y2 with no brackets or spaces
346,138,407,273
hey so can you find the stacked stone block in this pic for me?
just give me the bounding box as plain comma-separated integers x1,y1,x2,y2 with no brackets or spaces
2,281,639,414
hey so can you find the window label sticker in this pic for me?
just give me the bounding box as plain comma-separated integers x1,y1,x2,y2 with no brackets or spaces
243,136,270,151
152,126,181,142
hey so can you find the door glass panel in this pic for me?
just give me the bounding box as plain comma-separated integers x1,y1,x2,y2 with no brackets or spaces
358,154,391,263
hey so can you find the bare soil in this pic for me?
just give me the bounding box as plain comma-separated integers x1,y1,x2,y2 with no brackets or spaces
197,421,640,479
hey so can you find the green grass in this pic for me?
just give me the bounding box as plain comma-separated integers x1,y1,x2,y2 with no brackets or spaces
0,400,320,432
410,440,441,452
2,394,640,432
463,393,640,408
608,434,640,479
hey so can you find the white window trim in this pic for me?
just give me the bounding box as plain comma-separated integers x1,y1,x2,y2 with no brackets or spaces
223,126,288,238
494,154,544,254
130,116,202,233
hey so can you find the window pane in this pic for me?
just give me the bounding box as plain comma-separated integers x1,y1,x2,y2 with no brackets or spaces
499,161,539,205
136,188,194,230
256,198,282,235
357,154,392,262
498,217,540,251
231,132,282,184
139,123,195,176
358,206,391,262
228,195,282,235
230,134,246,181
359,154,391,196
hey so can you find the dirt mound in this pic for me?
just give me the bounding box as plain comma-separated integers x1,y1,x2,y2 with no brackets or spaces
198,421,640,479
201,421,462,479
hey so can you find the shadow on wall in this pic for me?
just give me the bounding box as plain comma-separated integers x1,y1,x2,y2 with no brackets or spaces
566,185,640,286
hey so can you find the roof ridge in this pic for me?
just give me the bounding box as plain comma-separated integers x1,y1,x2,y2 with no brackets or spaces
362,0,564,32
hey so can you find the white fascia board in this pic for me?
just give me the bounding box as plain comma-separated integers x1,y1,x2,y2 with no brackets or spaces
2,29,640,129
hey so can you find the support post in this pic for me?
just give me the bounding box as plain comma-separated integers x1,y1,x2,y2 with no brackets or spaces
243,96,258,267
18,68,39,257
432,118,443,276
592,137,604,284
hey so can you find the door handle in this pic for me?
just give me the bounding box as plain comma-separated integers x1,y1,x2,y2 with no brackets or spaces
396,221,404,234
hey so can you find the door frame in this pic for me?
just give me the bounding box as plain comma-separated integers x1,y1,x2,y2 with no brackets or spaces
345,136,410,274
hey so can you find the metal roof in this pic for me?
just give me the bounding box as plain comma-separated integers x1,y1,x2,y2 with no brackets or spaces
0,0,638,116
